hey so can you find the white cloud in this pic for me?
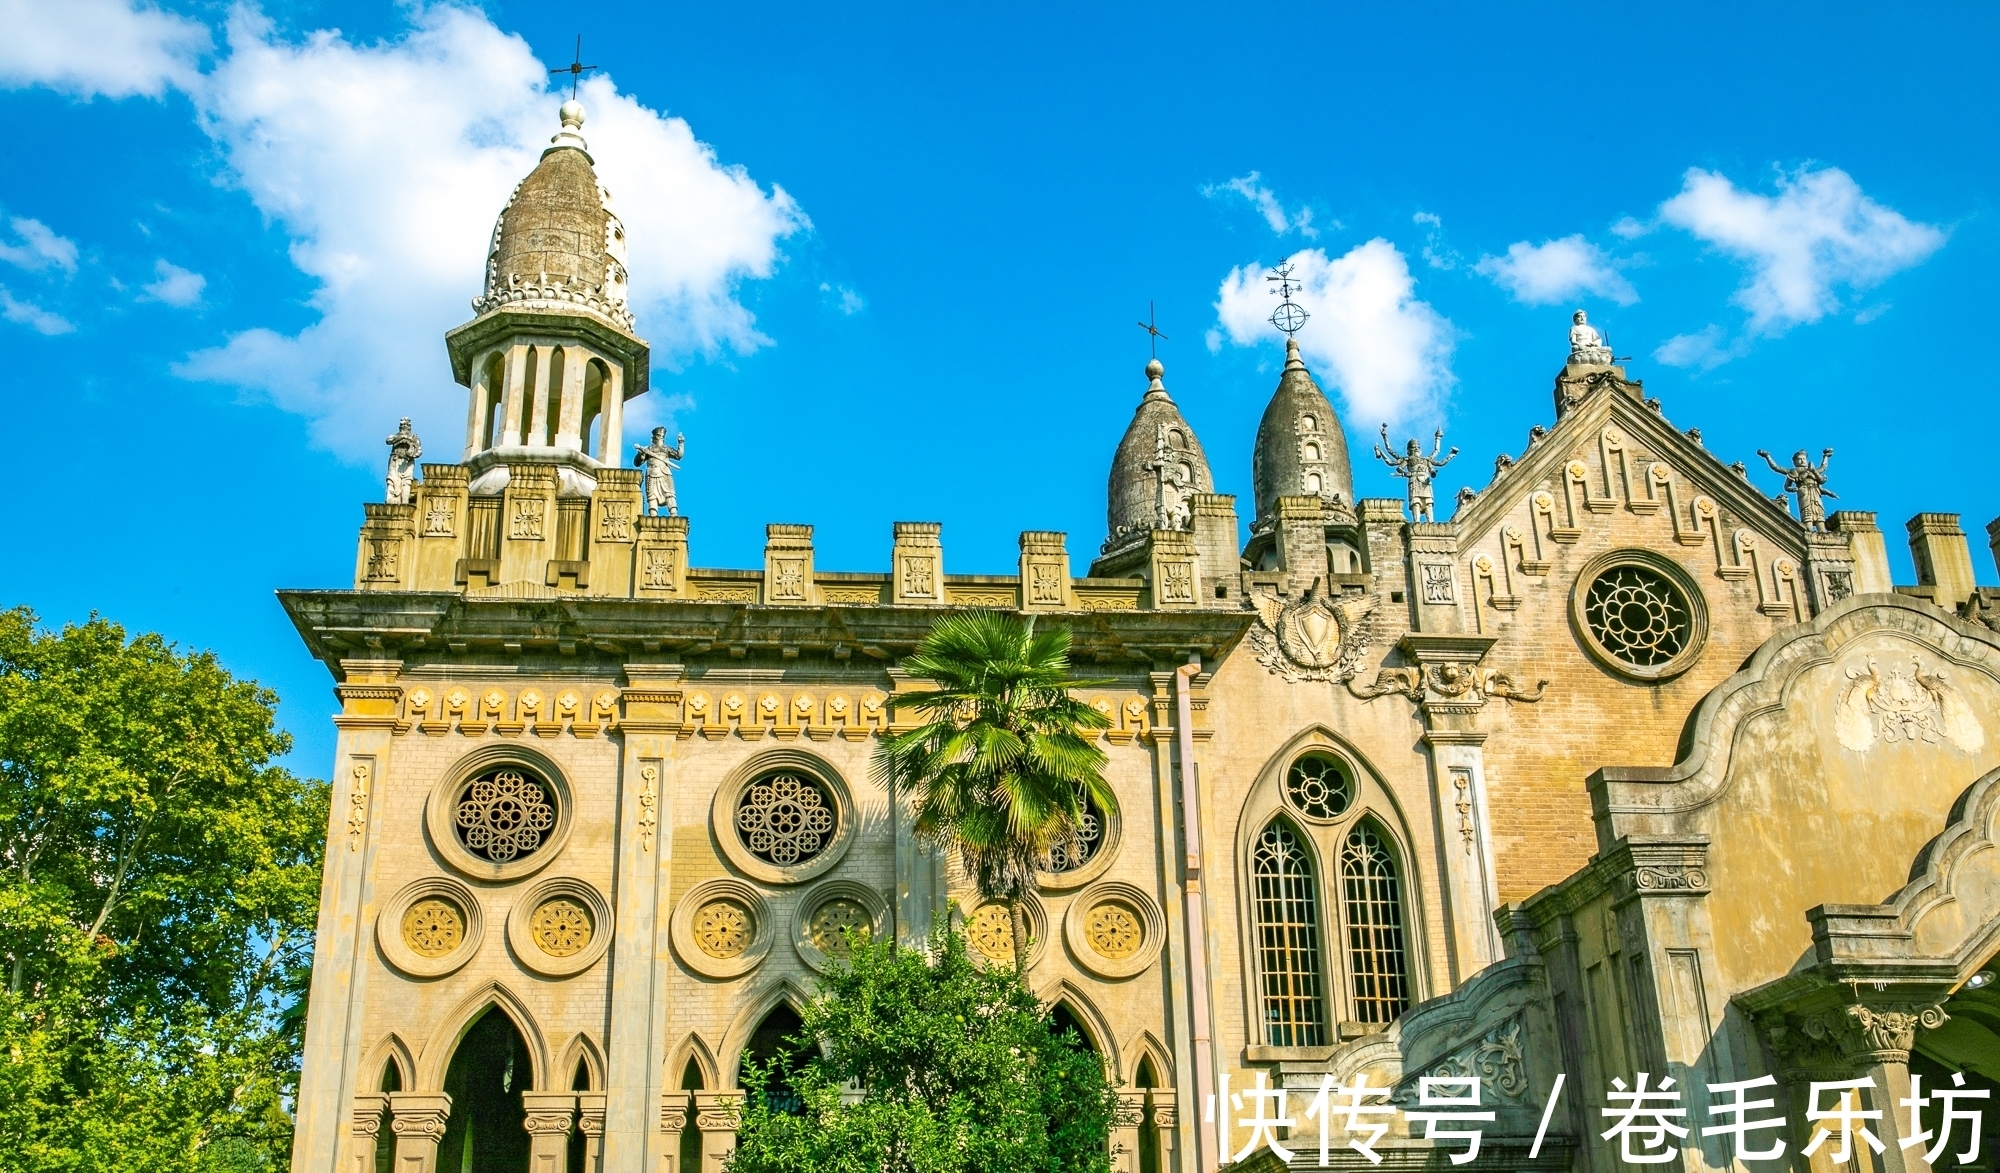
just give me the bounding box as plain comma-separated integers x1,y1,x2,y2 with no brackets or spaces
0,0,208,99
819,282,864,315
1214,241,1453,427
0,286,75,335
0,218,80,273
1652,324,1746,371
1412,211,1456,271
1474,235,1637,306
1204,172,1318,238
140,258,204,306
174,5,805,459
1659,166,1944,334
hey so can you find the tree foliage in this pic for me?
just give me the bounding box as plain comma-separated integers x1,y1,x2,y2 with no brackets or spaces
729,922,1117,1173
872,611,1112,972
0,607,326,1172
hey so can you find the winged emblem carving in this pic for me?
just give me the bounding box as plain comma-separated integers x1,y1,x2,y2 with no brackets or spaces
1836,656,1984,753
1249,581,1379,683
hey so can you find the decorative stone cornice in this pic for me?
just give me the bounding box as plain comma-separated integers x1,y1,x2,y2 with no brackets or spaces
1759,1001,1948,1075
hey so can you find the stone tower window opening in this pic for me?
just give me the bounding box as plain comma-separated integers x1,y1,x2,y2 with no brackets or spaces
1583,564,1693,668
542,347,566,445
454,766,558,863
1341,821,1410,1025
479,352,505,451
1304,442,1320,462
735,771,836,867
1251,819,1327,1046
1284,752,1355,821
1305,473,1322,495
582,358,609,459
518,345,541,441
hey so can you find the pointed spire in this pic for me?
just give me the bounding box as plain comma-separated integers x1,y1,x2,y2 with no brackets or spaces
545,99,590,159
1143,358,1170,401
1283,334,1307,372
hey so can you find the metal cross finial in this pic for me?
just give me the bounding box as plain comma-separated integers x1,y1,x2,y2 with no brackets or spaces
1136,301,1168,359
551,35,598,99
1266,262,1309,335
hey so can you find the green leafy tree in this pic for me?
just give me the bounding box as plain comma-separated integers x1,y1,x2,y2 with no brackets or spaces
729,922,1116,1173
873,611,1112,973
0,607,326,1172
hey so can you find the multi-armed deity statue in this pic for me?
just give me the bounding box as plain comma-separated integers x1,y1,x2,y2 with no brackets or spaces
384,419,422,504
1375,424,1458,523
633,427,686,517
1759,447,1837,531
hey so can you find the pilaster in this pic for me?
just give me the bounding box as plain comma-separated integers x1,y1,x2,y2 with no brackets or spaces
590,468,642,597
601,667,683,1173
1190,493,1240,607
555,345,587,450
890,522,946,605
693,1091,743,1173
762,524,819,605
1147,528,1200,609
1399,633,1501,981
577,1093,607,1173
349,1094,387,1173
1802,529,1860,612
354,503,416,591
634,515,690,599
1149,1091,1179,1173
500,341,529,446
658,1094,690,1173
500,464,559,586
1406,521,1465,633
1907,512,1975,611
523,1092,577,1173
1019,531,1074,611
1274,494,1328,594
1598,837,1742,1088
387,1093,452,1173
1112,1090,1147,1173
411,464,467,591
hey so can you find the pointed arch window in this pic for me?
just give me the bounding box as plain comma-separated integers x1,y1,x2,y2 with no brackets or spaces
1251,820,1326,1046
1341,822,1410,1024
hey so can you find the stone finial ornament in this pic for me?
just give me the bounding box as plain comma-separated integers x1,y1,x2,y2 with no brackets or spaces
634,427,685,517
1759,448,1837,531
1374,423,1458,523
385,418,422,504
1568,309,1613,365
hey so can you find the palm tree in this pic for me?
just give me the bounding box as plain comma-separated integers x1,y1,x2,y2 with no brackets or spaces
873,610,1115,975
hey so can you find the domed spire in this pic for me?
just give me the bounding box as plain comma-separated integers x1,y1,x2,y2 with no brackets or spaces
1102,359,1214,556
1251,336,1354,526
469,101,634,334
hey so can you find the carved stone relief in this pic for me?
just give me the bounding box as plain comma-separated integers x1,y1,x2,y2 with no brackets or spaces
1836,657,1984,752
1250,586,1378,683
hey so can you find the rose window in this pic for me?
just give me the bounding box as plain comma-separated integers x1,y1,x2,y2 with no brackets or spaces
694,900,751,958
401,898,464,958
1584,565,1693,668
735,772,835,866
967,904,1016,963
1043,794,1104,873
1085,902,1142,959
1285,753,1353,820
455,768,556,862
807,898,871,957
530,898,592,957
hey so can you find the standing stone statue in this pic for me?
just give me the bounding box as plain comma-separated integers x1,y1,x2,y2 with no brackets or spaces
633,427,686,517
1568,309,1613,365
1758,448,1836,531
384,418,422,504
1375,424,1457,523
1147,421,1194,531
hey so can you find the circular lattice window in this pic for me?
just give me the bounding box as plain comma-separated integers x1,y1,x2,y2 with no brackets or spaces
735,772,836,866
455,767,558,863
1044,793,1104,873
1571,552,1708,682
1285,752,1354,821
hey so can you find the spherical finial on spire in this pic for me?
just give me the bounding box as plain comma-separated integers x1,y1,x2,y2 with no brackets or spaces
1145,358,1164,381
560,100,585,130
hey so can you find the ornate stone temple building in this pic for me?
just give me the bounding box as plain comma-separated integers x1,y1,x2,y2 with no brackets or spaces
285,101,2000,1173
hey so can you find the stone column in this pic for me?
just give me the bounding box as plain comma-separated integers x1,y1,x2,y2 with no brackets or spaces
891,522,945,605
1149,1091,1179,1173
523,1092,577,1173
1018,531,1074,611
501,342,530,447
577,1093,607,1173
556,344,588,451
1908,513,1975,612
693,1091,742,1173
1399,634,1503,983
528,344,555,447
657,1093,690,1173
350,1094,388,1173
634,516,690,599
598,364,626,463
500,464,559,587
1406,522,1466,633
411,464,468,591
589,468,643,598
465,350,495,458
1112,1090,1147,1173
1147,529,1199,609
601,672,684,1173
387,1092,452,1173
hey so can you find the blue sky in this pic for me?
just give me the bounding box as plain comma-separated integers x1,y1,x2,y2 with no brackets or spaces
2,1,1995,773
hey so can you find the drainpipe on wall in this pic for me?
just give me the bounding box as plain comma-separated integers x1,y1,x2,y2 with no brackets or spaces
1173,658,1216,1173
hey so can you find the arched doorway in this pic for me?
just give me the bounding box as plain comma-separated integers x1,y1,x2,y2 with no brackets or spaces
679,1059,705,1173
1133,1056,1161,1173
437,1007,533,1173
742,1004,810,1115
1048,1002,1097,1055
